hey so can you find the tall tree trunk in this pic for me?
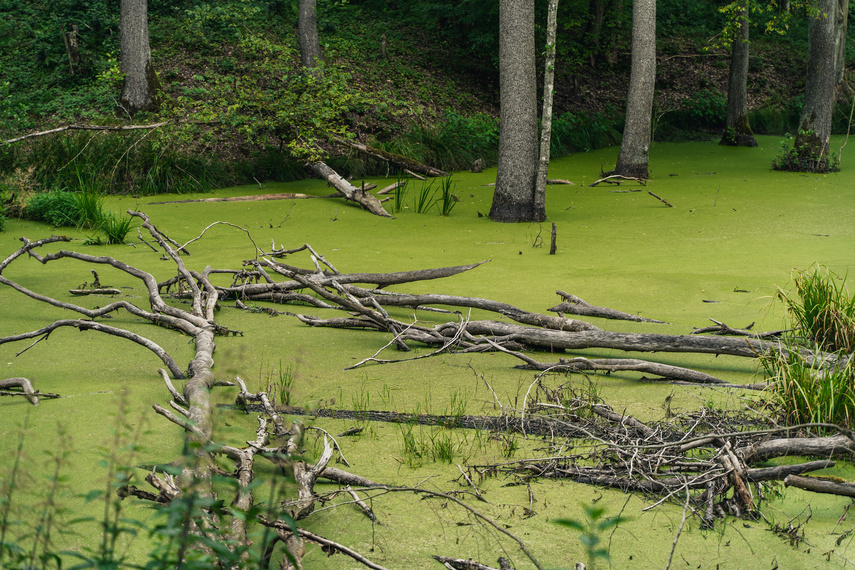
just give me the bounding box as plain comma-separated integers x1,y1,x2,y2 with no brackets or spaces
489,0,543,223
534,0,560,216
721,1,757,147
792,0,838,170
613,0,656,179
835,0,851,99
298,0,323,71
120,0,160,116
586,0,606,67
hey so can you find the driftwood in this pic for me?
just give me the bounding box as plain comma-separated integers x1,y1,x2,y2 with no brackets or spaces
0,377,57,405
309,161,393,217
550,290,666,323
3,121,171,145
334,137,449,177
647,190,674,207
147,193,316,205
432,555,511,570
588,174,647,187
376,181,406,195
68,288,123,295
784,474,855,497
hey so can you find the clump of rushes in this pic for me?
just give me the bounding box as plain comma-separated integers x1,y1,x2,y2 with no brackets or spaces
764,265,855,429
778,265,855,352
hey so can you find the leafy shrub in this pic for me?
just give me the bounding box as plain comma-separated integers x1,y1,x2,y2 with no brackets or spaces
772,130,839,173
25,190,80,227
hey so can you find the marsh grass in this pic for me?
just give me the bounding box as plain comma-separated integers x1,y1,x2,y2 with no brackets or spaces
97,212,137,245
762,346,855,428
414,179,438,214
393,177,409,214
262,360,294,406
438,175,458,216
765,266,855,428
778,265,855,352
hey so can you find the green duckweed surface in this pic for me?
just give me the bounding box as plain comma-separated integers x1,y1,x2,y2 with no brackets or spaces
2,136,855,568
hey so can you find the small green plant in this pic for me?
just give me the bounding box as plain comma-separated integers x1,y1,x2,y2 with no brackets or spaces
414,179,437,214
772,130,840,173
554,504,628,570
438,175,458,216
393,175,408,213
97,212,136,245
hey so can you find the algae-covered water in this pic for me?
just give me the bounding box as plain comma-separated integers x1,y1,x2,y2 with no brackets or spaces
2,136,855,568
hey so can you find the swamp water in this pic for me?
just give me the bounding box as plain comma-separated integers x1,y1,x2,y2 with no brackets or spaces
1,136,854,568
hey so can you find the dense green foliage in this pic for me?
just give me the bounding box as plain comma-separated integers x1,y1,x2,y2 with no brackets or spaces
0,0,851,205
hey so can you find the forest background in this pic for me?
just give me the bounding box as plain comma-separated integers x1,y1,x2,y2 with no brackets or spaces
1,0,849,206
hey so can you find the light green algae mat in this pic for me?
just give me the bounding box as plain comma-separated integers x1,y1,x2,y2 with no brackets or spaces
1,136,854,568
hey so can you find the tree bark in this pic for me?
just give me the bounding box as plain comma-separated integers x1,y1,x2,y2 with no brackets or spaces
835,0,851,98
613,0,656,179
298,0,323,72
308,161,393,217
792,0,838,169
490,0,543,223
721,1,757,147
534,0,560,218
120,0,160,116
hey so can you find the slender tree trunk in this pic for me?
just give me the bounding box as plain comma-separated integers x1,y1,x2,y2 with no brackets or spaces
490,0,543,223
835,0,851,98
613,0,656,179
792,0,838,170
586,0,606,67
120,0,160,116
534,0,559,217
721,2,757,147
298,0,323,71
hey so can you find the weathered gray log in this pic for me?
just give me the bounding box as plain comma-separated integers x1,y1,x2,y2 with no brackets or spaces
217,260,489,299
0,319,185,379
147,193,315,205
334,137,448,177
550,291,666,323
0,377,41,405
309,161,393,217
432,556,502,570
784,474,855,497
445,320,776,358
741,434,855,463
746,461,836,482
69,288,123,295
513,356,731,385
348,291,599,332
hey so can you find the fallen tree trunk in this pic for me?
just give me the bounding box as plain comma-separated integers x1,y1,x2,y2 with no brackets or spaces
334,137,449,177
308,161,393,217
784,474,855,497
550,290,666,323
148,193,316,205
